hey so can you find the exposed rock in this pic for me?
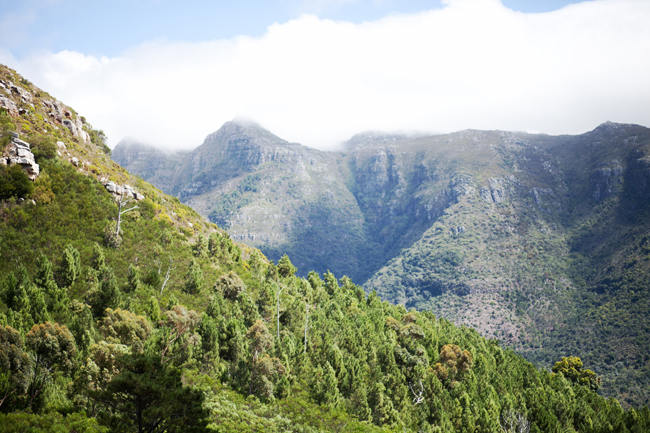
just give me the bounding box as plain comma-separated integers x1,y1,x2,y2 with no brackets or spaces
590,161,623,202
102,180,144,200
3,133,40,180
56,141,66,150
70,157,80,167
480,177,509,203
0,95,18,115
9,83,32,103
42,99,89,143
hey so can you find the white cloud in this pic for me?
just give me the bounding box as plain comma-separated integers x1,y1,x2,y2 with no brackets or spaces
3,0,650,151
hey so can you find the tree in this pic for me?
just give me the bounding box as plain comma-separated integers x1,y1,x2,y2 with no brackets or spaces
552,356,601,391
434,344,472,385
197,313,218,362
0,412,107,433
215,271,245,300
25,322,77,374
113,192,138,248
246,319,273,360
192,235,208,258
25,322,77,411
86,266,121,318
98,353,210,433
277,254,297,278
0,325,32,409
57,244,81,288
126,264,141,293
90,243,106,271
34,254,65,313
159,305,200,365
100,308,152,353
183,259,203,294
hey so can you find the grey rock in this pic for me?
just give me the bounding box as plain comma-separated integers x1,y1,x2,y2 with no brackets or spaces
9,83,31,103
0,96,18,115
590,161,623,202
104,181,119,194
5,136,39,180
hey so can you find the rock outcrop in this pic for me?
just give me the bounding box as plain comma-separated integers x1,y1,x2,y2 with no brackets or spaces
2,132,40,180
101,179,144,201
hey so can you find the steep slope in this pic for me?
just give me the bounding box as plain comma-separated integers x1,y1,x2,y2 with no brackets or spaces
115,122,650,406
5,63,650,432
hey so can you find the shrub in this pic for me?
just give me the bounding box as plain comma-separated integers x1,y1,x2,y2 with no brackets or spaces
0,165,34,200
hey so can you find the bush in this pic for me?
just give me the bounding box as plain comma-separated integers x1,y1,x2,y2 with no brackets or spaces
0,165,34,200
28,134,57,162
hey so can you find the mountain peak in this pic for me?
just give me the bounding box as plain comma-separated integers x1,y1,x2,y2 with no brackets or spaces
204,119,289,148
591,121,643,134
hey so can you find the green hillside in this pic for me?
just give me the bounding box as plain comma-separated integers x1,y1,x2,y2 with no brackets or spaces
2,64,650,432
114,119,650,406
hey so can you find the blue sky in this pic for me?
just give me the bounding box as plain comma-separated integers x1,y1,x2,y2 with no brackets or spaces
2,0,585,57
1,0,648,151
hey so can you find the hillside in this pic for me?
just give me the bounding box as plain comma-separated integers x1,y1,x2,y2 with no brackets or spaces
2,64,650,432
114,121,650,406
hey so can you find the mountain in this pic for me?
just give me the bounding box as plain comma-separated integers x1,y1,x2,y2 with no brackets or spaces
6,63,650,432
114,121,650,407
3,64,650,432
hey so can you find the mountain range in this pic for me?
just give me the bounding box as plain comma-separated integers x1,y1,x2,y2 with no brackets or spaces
114,120,650,406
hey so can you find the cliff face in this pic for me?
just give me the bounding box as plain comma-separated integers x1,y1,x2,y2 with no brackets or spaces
114,121,650,406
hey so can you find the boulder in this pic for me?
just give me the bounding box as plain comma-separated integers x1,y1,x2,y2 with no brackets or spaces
9,83,32,103
104,181,120,194
102,180,144,200
4,134,40,180
0,95,18,115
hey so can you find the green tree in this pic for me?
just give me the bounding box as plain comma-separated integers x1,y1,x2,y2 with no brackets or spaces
57,244,81,288
0,412,107,433
184,259,204,294
25,322,77,411
126,264,141,293
0,325,32,410
87,266,121,317
277,254,297,278
98,353,210,433
34,254,66,313
100,308,152,353
192,234,209,258
552,356,601,391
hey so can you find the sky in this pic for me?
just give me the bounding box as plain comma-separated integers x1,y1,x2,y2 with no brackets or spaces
1,0,649,150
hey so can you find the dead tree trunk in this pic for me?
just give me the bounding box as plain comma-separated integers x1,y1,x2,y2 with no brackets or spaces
115,192,138,239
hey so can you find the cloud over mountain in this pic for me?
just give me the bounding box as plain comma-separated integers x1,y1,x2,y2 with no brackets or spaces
3,0,650,150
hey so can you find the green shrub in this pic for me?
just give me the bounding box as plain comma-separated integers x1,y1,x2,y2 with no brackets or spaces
0,165,34,200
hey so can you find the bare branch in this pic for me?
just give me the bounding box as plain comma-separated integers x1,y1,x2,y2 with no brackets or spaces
119,205,139,215
160,258,173,295
409,380,425,405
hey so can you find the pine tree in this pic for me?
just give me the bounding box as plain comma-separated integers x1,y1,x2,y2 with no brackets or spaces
183,259,204,294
